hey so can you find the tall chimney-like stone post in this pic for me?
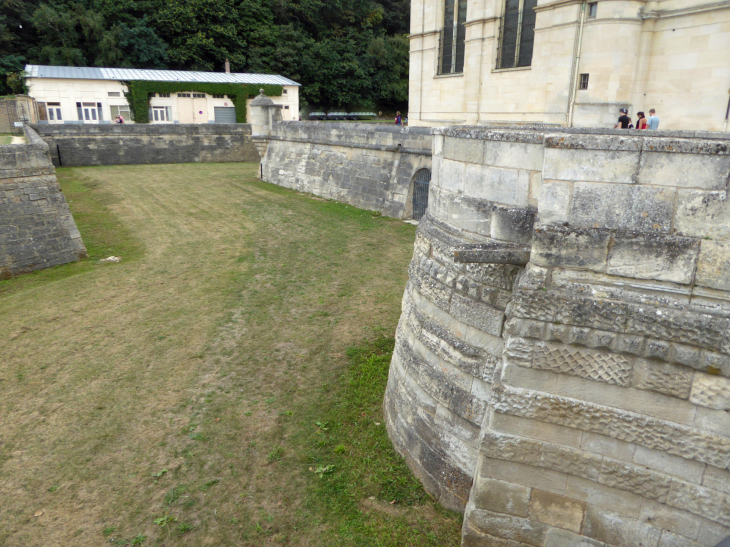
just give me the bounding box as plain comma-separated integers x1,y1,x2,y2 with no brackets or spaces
250,89,283,178
225,59,230,74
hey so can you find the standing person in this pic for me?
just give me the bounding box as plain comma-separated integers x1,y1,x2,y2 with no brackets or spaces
647,109,660,130
614,108,631,129
636,111,648,130
395,111,402,125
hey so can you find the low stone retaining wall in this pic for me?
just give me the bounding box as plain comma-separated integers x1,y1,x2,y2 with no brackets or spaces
384,125,730,546
31,124,261,167
0,125,86,277
261,122,432,218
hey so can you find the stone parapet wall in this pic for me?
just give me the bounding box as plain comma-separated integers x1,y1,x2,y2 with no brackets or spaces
384,126,730,546
0,125,86,277
262,122,432,218
31,124,261,167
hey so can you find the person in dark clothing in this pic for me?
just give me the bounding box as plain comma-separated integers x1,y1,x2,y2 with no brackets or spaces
614,108,631,129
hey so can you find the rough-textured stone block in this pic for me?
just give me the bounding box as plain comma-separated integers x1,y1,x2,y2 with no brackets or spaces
674,189,730,240
598,458,671,501
631,359,694,399
638,149,730,190
472,475,531,517
666,480,730,527
696,240,730,291
690,373,730,410
449,293,504,337
607,234,699,284
533,341,632,386
570,182,675,233
583,505,662,546
528,489,585,533
490,206,535,245
532,225,610,271
632,446,705,484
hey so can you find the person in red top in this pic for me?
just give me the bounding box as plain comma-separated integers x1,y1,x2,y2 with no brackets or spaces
636,111,648,130
395,111,402,125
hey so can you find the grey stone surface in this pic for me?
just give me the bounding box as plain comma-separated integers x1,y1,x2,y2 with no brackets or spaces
606,233,699,284
1,126,87,277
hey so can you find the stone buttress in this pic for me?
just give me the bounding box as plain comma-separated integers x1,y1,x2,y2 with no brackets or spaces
384,126,730,547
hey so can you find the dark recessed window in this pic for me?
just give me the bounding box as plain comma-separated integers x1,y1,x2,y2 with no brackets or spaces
438,0,467,75
193,93,206,98
212,94,225,98
496,0,537,69
588,3,597,18
579,73,589,90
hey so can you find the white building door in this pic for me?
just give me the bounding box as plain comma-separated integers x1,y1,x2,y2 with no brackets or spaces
192,93,208,123
81,102,100,123
47,103,63,124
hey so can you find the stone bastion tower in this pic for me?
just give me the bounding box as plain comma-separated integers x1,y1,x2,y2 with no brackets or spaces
383,128,730,547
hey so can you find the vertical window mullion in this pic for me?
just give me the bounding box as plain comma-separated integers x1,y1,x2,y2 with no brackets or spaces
514,0,525,68
451,0,458,73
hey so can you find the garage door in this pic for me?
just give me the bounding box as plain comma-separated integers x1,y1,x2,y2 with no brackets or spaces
214,107,237,123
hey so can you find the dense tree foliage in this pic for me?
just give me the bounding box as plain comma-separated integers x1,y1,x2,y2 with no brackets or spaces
0,0,410,111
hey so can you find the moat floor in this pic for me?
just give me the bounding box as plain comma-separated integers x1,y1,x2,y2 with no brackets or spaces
0,163,462,547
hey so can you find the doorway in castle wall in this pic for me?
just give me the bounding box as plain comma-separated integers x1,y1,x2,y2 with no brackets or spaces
411,168,431,221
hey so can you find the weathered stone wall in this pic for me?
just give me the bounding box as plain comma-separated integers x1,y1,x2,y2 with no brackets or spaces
261,122,432,218
31,124,261,167
0,125,86,277
384,125,730,546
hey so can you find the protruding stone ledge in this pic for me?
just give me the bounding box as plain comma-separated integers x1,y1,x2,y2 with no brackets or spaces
453,242,530,265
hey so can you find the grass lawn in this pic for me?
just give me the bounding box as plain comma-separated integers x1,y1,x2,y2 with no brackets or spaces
0,134,15,145
0,163,462,546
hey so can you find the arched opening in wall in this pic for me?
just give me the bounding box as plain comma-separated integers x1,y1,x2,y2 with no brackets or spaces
411,168,431,221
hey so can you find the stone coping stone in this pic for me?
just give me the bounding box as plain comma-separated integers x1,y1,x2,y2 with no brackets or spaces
31,124,254,136
435,124,730,141
273,121,433,136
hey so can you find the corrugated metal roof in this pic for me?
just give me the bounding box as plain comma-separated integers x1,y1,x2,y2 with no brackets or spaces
25,64,300,86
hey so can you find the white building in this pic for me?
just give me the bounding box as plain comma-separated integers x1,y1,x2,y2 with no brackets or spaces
408,0,730,130
24,65,300,125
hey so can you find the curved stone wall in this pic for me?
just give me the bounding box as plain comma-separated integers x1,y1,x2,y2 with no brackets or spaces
384,126,730,546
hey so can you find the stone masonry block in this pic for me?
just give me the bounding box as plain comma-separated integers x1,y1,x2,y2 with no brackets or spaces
533,341,632,387
580,431,636,462
632,445,706,484
703,465,730,495
598,458,671,502
570,182,675,233
674,189,730,241
463,163,530,207
472,475,531,517
480,456,569,496
443,136,484,164
489,412,583,449
439,158,466,193
538,180,571,225
484,140,545,171
465,508,549,546
695,240,730,291
531,225,610,271
606,233,699,284
490,206,535,245
565,476,643,516
666,480,730,527
543,148,640,184
449,293,504,337
582,505,662,546
528,489,586,533
689,373,730,410
639,499,701,541
639,150,730,190
631,359,693,399
544,528,605,547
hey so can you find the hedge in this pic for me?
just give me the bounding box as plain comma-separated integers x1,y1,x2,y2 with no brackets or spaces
124,81,283,124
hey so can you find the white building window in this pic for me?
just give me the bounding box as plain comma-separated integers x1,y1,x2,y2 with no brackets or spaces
158,93,170,98
110,105,131,121
212,94,225,98
588,2,597,18
438,0,467,75
178,93,191,98
108,91,121,97
193,93,206,98
77,102,102,121
496,0,537,69
47,102,62,121
151,106,172,122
